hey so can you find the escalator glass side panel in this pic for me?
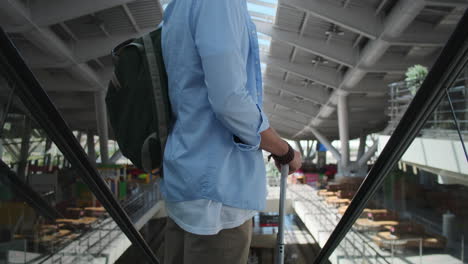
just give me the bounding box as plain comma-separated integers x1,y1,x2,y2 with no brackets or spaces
0,28,160,264
0,88,126,264
313,8,468,264
331,69,468,263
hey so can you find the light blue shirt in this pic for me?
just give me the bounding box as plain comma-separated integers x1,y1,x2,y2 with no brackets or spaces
161,0,269,211
166,200,256,235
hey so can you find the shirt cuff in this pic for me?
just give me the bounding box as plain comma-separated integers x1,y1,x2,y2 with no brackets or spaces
233,105,270,152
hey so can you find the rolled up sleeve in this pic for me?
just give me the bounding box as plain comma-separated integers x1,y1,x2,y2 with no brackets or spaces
192,0,269,150
233,106,270,151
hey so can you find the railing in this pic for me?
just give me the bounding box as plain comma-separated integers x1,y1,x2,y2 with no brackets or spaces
387,77,468,140
35,218,121,264
386,81,413,134
122,180,161,223
289,185,390,264
34,181,161,264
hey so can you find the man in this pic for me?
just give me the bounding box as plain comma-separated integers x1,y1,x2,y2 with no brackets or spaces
161,0,302,263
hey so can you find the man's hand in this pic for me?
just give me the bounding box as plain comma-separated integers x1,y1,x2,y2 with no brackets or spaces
275,150,302,174
288,150,302,174
260,127,303,174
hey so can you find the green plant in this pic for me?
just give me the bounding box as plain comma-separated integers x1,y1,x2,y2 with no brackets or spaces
405,65,428,95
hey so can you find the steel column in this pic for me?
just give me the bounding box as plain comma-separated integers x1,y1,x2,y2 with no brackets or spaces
464,67,468,131
308,127,341,162
87,130,96,164
109,150,123,164
295,140,305,157
337,93,350,169
357,143,378,167
0,139,3,160
95,91,109,164
17,117,32,181
0,107,4,160
76,131,83,146
306,140,316,160
357,134,366,160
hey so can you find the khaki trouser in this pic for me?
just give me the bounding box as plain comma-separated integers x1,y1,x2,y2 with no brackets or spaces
164,217,252,264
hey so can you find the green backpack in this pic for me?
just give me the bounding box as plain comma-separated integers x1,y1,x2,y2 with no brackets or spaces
106,28,171,173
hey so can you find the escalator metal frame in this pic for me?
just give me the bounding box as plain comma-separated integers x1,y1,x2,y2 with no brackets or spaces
0,28,160,264
313,9,468,264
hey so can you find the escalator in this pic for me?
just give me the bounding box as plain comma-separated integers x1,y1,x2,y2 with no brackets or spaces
0,5,468,264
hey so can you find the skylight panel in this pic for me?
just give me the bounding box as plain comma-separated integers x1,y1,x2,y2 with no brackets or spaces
261,0,278,4
247,3,276,17
258,37,270,47
249,13,274,23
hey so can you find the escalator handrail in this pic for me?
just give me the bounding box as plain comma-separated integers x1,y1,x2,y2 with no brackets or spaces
313,9,468,264
0,28,160,264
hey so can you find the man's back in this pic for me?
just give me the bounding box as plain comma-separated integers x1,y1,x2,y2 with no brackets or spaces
161,0,269,211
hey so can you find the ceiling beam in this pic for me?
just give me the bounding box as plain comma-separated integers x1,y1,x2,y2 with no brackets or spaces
268,120,300,135
1,1,107,90
263,76,329,105
265,106,313,125
255,20,357,67
297,0,426,137
265,91,320,117
33,70,100,92
11,43,69,69
387,22,452,47
72,31,153,63
362,56,433,74
264,103,315,124
48,95,95,109
281,0,383,39
424,0,468,7
347,78,389,94
60,110,96,118
311,114,386,128
341,0,425,88
24,29,154,69
5,0,136,33
122,4,141,33
261,54,341,88
348,98,388,110
269,115,308,130
257,19,442,79
388,35,447,47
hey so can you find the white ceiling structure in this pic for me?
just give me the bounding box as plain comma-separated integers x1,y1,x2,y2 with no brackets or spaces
0,0,466,141
1,0,164,133
258,0,466,140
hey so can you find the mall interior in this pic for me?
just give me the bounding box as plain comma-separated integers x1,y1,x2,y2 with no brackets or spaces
0,0,468,263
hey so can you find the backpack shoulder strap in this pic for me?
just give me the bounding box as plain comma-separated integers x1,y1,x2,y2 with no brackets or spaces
142,33,168,146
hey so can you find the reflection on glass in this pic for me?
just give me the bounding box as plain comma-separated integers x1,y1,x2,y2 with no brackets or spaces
0,80,130,263
0,50,164,261
329,66,468,263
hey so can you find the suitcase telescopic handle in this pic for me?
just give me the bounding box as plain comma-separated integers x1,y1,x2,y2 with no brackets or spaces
276,164,289,264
